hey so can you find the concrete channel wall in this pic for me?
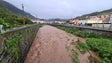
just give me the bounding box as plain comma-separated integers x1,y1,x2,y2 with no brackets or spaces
51,24,112,38
92,23,112,30
0,24,41,63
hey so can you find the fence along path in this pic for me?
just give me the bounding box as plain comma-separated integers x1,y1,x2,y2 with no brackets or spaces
0,24,41,63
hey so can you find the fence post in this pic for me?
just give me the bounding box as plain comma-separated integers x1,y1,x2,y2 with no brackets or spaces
0,25,3,33
0,35,6,61
96,23,99,29
102,23,104,29
109,23,112,30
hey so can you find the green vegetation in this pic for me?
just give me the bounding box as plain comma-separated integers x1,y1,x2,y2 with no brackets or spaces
87,38,112,63
5,35,22,63
0,4,33,30
0,0,36,19
56,26,112,63
77,42,89,54
0,18,10,29
57,26,99,38
66,20,70,23
72,52,79,63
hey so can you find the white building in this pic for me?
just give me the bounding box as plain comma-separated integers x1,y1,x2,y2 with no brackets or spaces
78,20,87,25
32,20,47,23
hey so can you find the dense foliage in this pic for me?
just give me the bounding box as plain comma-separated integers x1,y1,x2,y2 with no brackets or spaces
57,26,112,63
0,4,33,30
87,38,112,63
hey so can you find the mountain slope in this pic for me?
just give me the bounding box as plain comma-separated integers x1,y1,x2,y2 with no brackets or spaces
0,0,36,19
0,2,33,29
75,9,112,19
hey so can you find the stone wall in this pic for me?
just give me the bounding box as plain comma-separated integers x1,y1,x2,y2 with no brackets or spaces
0,24,41,63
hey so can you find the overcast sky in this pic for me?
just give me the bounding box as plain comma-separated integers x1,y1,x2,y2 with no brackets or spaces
4,0,112,19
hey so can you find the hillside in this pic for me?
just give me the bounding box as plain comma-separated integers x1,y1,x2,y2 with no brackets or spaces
0,0,36,19
75,9,112,20
0,3,33,30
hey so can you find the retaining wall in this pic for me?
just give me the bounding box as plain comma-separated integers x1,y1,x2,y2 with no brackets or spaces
51,24,112,38
0,24,41,63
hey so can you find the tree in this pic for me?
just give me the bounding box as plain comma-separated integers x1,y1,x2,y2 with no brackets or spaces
66,20,70,23
16,17,33,24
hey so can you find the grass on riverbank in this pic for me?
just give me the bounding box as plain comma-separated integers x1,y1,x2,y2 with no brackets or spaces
56,26,112,63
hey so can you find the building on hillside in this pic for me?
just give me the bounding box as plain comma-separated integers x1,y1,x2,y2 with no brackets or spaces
58,21,66,24
73,19,79,24
70,19,79,24
72,14,112,25
53,21,66,24
87,16,102,24
87,15,110,24
32,20,46,23
100,15,105,18
100,18,110,23
78,20,87,25
87,19,102,24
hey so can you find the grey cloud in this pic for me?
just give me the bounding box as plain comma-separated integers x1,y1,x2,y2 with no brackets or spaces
4,0,112,19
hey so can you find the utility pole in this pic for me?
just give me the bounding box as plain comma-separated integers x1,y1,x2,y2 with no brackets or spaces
22,3,25,25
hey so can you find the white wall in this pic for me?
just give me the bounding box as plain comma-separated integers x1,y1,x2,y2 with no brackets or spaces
78,20,87,25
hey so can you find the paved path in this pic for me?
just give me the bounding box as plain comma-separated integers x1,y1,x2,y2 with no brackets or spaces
24,25,79,63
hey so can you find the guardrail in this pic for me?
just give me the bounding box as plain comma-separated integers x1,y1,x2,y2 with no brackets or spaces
0,24,41,63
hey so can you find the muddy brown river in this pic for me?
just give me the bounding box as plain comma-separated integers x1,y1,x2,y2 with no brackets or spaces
24,25,89,63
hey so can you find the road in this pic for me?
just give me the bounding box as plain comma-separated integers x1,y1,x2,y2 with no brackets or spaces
24,25,83,63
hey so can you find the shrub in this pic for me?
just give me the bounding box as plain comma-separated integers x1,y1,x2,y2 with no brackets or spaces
77,42,90,54
86,38,112,62
16,17,33,24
